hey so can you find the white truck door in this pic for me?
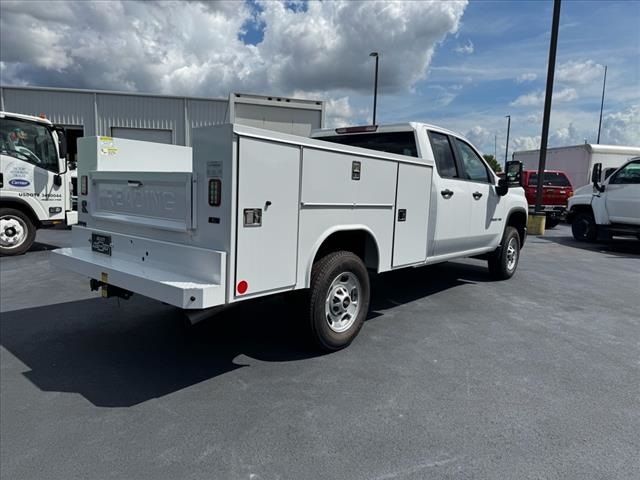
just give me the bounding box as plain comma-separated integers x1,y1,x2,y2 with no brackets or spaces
427,131,473,256
452,137,504,249
392,163,431,267
235,137,301,297
604,160,640,225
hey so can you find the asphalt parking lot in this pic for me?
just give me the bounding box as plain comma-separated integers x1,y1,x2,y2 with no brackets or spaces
1,226,639,480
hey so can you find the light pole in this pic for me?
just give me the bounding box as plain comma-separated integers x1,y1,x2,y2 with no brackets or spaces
535,0,561,214
369,52,379,125
504,115,511,166
596,65,607,144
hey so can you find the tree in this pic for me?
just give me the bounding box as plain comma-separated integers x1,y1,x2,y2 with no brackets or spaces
483,154,502,173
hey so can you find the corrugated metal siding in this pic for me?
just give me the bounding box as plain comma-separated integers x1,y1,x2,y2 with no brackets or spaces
188,99,229,129
1,88,95,133
96,94,185,144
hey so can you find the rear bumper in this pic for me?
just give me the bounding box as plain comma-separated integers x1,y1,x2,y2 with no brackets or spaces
51,227,227,309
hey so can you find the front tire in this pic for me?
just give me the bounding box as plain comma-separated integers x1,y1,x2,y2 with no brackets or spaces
0,208,36,256
488,226,520,280
309,251,370,351
571,212,597,242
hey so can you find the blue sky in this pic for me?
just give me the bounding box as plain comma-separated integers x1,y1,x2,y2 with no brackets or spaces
1,0,638,157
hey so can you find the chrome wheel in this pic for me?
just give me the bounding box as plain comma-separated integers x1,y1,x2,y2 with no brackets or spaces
325,272,361,333
506,237,518,271
0,215,27,250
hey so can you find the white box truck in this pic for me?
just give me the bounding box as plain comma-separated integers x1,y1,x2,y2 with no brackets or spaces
1,111,77,255
52,122,528,350
513,144,640,189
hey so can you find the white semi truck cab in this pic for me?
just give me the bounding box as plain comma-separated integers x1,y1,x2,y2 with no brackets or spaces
567,157,640,241
52,122,527,350
1,111,77,255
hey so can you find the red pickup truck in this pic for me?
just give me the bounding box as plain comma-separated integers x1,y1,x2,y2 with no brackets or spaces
522,170,573,228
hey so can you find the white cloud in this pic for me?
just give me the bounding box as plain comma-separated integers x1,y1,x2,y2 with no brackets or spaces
510,87,578,107
454,40,474,54
556,59,604,85
516,73,537,83
600,104,640,145
0,0,467,98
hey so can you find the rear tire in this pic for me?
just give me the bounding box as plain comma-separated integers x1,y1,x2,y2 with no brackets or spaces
571,212,597,242
309,251,370,351
488,226,520,280
0,208,36,256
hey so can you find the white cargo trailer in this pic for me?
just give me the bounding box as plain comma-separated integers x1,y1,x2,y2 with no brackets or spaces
52,123,528,350
513,144,640,189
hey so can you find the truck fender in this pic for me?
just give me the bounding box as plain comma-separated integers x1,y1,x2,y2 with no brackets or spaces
304,225,381,288
0,196,43,227
505,208,528,247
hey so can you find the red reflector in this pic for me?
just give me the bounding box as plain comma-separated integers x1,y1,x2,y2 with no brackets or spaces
81,175,88,195
335,125,378,134
237,281,248,294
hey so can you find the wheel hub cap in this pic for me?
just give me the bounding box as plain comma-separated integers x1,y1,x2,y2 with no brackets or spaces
0,217,27,248
325,272,361,333
506,238,518,271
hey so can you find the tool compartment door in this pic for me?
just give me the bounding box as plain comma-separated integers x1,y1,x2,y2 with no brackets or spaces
235,137,300,297
392,163,431,267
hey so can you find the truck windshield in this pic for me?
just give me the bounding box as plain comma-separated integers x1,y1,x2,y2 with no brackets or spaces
528,172,571,187
0,117,59,172
318,131,418,157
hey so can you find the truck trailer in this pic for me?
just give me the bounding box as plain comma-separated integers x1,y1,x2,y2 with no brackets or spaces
513,144,640,189
52,122,527,350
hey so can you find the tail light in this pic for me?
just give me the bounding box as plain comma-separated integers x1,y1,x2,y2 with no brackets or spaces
81,175,88,195
208,178,221,206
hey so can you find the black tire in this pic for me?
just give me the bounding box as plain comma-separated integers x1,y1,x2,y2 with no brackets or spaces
0,208,36,256
309,251,370,351
571,212,597,242
545,218,560,229
488,226,520,280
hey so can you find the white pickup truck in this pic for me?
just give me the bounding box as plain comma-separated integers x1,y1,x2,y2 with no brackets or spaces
567,157,640,241
52,122,528,350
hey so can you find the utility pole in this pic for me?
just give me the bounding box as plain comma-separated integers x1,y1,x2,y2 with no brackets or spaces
494,134,497,160
369,52,379,125
504,115,511,167
535,0,562,214
596,65,607,144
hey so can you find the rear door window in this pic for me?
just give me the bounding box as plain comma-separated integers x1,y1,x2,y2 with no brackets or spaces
427,131,458,178
528,172,571,186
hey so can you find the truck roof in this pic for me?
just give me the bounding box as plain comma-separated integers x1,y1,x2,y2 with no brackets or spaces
0,111,54,126
514,143,640,156
311,122,463,140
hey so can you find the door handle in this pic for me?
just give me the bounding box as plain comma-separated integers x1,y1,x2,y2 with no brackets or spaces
472,191,483,199
127,180,143,187
440,189,454,199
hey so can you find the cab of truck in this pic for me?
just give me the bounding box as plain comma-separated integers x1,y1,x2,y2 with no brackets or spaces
567,157,640,241
521,170,573,228
0,111,76,255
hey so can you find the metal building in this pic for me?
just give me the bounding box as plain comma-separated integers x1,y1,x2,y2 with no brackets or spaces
0,85,325,164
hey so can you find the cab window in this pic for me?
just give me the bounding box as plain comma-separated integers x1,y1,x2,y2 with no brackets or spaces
609,160,640,185
454,138,490,183
427,131,458,178
0,117,59,172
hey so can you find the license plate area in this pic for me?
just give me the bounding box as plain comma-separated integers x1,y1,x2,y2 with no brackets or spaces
91,233,112,256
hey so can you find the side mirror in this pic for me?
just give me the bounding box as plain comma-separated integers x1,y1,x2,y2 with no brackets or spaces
591,162,605,192
591,163,602,184
53,174,62,187
496,178,508,196
505,160,523,187
54,127,68,160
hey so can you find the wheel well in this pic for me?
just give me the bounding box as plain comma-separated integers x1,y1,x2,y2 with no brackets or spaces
0,199,40,227
313,229,379,272
568,204,594,218
507,210,527,246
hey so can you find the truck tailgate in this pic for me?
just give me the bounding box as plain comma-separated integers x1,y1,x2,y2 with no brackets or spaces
89,171,194,231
